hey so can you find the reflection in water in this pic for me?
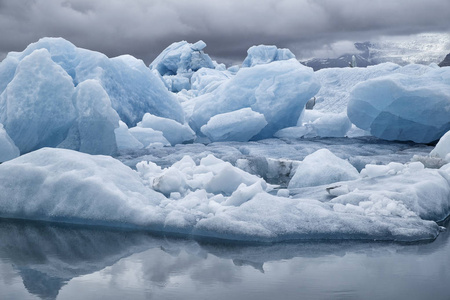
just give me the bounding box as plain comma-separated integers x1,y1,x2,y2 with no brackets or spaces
0,218,450,300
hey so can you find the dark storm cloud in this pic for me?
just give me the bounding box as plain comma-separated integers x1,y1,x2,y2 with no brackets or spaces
0,0,449,64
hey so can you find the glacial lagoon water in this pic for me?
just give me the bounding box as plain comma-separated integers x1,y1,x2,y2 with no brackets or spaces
1,218,450,300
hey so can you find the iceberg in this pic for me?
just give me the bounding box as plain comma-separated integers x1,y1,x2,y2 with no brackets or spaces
242,45,296,68
137,113,195,146
150,40,215,76
314,63,437,114
330,161,450,222
115,121,144,151
275,110,352,139
347,66,450,143
0,49,76,153
288,149,360,189
58,80,119,155
0,37,187,155
200,108,268,142
0,148,447,242
190,59,320,139
150,40,216,92
0,148,167,227
128,127,170,148
0,123,19,162
190,67,233,96
286,63,440,139
0,37,184,127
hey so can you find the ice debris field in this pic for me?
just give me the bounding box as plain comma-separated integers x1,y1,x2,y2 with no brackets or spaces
0,38,449,242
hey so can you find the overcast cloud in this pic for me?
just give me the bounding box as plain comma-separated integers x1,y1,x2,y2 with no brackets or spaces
0,0,449,64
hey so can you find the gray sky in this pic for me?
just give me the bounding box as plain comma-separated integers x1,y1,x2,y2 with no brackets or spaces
0,0,449,65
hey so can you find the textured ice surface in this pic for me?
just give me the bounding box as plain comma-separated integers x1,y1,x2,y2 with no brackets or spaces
292,63,440,139
128,127,170,148
288,149,360,189
347,66,450,143
242,45,295,68
275,110,352,139
329,161,450,221
137,113,195,146
115,121,144,151
190,68,232,96
0,147,446,242
0,148,166,226
200,108,268,142
0,37,187,154
431,130,450,162
150,40,214,76
0,49,76,153
0,123,19,162
58,80,119,155
0,37,184,127
314,63,438,113
190,59,320,139
149,40,216,93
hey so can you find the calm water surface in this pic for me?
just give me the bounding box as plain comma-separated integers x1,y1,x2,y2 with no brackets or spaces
1,218,449,300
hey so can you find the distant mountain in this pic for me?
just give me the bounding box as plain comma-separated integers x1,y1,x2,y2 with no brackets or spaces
439,53,450,67
302,33,450,71
302,42,373,71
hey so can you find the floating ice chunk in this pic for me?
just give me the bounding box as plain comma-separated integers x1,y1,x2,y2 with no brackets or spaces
163,74,191,92
58,80,119,155
190,59,320,139
0,148,445,242
360,162,406,178
190,68,232,95
150,40,215,76
275,111,352,139
431,130,450,161
347,67,450,143
153,167,188,197
0,49,76,154
223,181,266,206
128,127,170,147
136,154,265,197
0,123,19,162
137,113,195,146
301,112,352,137
105,54,185,126
313,63,401,113
149,40,217,92
199,155,265,195
331,162,450,221
273,126,311,139
242,45,295,68
0,37,184,127
360,161,425,178
313,63,437,114
288,149,359,189
0,56,19,95
200,108,268,142
0,148,166,226
115,121,144,151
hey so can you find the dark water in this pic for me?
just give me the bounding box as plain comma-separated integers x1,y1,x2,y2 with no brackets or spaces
1,218,450,300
